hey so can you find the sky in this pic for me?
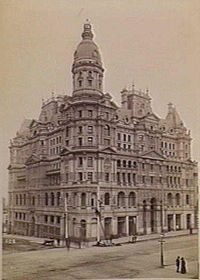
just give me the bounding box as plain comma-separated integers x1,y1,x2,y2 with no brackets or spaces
0,0,200,200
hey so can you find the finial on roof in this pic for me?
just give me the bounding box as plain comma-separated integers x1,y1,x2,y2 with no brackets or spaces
132,81,135,91
82,19,93,40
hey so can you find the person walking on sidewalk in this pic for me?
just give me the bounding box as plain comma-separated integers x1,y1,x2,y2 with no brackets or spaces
176,256,180,272
180,257,187,274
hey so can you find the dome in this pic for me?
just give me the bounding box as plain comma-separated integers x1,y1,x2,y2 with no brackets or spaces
73,22,102,66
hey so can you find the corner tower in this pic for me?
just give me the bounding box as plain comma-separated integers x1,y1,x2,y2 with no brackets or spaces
72,21,104,96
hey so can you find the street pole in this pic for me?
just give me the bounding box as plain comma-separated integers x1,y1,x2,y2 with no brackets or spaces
97,184,101,243
64,196,68,239
159,234,165,268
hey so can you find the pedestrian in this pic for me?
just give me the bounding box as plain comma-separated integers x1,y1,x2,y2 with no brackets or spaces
176,256,180,272
180,257,187,274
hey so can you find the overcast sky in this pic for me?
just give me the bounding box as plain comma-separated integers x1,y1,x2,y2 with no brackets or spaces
0,0,200,200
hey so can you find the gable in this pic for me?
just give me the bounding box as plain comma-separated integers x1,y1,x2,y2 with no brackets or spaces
141,150,165,160
100,146,118,154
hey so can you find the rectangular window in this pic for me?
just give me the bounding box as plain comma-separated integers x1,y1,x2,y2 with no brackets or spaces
78,126,83,134
142,163,145,170
133,174,136,183
87,157,93,167
122,173,126,184
50,216,54,223
142,176,145,184
150,176,154,184
150,164,153,171
78,138,82,146
88,172,93,181
105,173,109,182
117,143,121,149
78,157,83,166
66,127,69,137
128,145,131,150
128,173,131,183
117,133,121,140
88,80,92,86
88,110,93,117
45,215,48,223
159,177,162,184
123,144,126,150
79,172,83,181
79,80,82,87
117,172,120,183
78,110,82,118
88,137,93,145
88,126,93,134
105,112,109,120
128,135,131,142
57,216,60,224
104,139,110,146
123,134,126,141
65,140,69,146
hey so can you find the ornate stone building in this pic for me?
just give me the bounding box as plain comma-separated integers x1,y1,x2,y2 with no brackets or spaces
8,22,198,241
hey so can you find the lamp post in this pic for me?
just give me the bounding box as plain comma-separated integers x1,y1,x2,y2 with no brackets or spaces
158,234,165,268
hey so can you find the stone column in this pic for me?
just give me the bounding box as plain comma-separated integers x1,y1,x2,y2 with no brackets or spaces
173,214,176,230
126,216,129,236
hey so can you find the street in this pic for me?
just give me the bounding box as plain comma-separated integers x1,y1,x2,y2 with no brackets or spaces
3,234,198,280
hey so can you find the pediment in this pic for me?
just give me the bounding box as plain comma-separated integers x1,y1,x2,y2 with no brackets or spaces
100,146,118,154
30,119,39,128
25,154,40,165
60,147,71,155
141,150,165,160
143,113,160,121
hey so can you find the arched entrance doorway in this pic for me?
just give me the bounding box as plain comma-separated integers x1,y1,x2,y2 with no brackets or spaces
143,200,147,234
30,216,35,236
80,219,86,239
150,198,157,233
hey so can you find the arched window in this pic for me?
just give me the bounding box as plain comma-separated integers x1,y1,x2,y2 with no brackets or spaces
16,195,18,205
186,194,190,205
118,192,125,207
57,192,60,206
45,193,48,206
91,193,96,207
133,161,137,168
51,192,55,206
104,193,110,205
129,192,136,207
175,193,180,206
128,161,132,168
167,193,173,206
117,160,121,167
123,160,126,167
104,125,110,136
81,193,86,207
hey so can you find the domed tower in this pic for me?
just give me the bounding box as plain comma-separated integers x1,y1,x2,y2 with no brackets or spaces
72,21,104,96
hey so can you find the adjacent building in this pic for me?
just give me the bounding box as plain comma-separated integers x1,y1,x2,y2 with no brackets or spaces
8,22,198,241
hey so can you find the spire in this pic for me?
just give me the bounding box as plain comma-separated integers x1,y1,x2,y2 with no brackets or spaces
81,19,93,40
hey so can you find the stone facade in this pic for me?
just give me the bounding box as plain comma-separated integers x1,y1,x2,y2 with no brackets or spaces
8,22,198,241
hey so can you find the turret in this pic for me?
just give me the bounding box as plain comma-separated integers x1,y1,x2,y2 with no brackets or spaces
72,20,104,96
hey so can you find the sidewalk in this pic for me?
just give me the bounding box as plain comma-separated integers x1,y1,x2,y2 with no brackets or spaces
3,228,197,247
